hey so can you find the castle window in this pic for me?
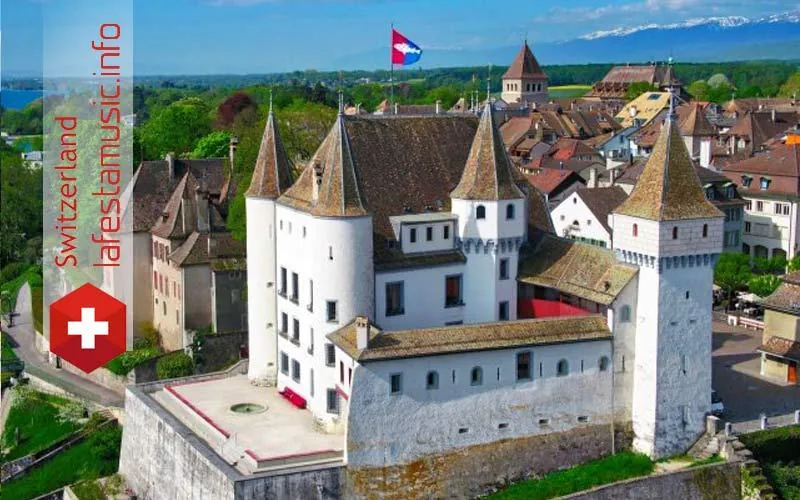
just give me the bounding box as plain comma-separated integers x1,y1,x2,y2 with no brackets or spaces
506,204,515,220
280,352,289,375
632,224,638,237
410,228,417,243
516,351,532,381
426,226,433,241
681,355,687,375
620,305,632,323
280,313,288,334
471,367,483,386
672,226,678,239
685,291,690,299
443,225,450,240
326,389,339,414
702,224,708,237
499,301,509,321
390,373,403,395
445,275,463,307
499,259,509,280
279,267,287,296
291,272,299,302
308,279,314,312
476,205,486,219
385,281,405,316
599,356,610,372
426,371,439,390
326,301,338,322
325,343,335,366
556,359,569,377
292,318,300,343
329,246,333,260
292,360,301,382
163,301,167,316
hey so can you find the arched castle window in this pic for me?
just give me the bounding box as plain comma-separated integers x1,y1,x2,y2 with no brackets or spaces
632,224,638,237
426,371,439,390
471,367,483,386
672,227,679,239
506,204,515,220
620,305,631,323
557,360,569,377
702,224,708,237
476,205,486,220
599,356,610,372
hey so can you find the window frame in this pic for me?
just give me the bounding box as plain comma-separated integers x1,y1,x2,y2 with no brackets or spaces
556,359,570,377
325,343,336,367
280,352,289,375
499,258,509,280
499,301,509,321
385,281,405,317
471,366,483,386
390,373,403,395
506,203,515,220
326,300,338,323
516,351,532,381
426,371,439,390
476,205,486,220
445,274,464,308
292,359,301,382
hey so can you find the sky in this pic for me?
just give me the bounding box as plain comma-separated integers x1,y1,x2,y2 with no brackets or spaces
1,0,797,77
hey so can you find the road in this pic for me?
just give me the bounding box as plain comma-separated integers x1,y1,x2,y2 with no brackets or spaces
712,320,800,429
2,283,124,407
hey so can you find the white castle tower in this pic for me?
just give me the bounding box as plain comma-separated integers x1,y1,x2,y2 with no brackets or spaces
610,96,724,458
451,101,527,324
245,99,295,385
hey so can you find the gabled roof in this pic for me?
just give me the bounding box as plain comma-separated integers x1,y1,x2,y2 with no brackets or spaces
680,103,715,137
723,143,800,197
614,113,723,221
168,231,245,267
574,186,628,233
151,173,199,239
547,138,599,161
245,108,294,199
502,41,547,81
451,103,525,201
522,168,585,196
726,111,798,154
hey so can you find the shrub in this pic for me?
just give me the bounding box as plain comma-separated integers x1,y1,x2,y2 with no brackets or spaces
156,352,194,379
1,262,28,283
104,345,161,376
138,321,162,349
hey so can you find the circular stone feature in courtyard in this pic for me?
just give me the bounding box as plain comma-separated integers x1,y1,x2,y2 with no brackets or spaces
229,403,267,414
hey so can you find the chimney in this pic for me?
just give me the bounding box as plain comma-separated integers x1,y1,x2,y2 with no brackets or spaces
312,161,323,202
588,167,597,189
355,316,370,349
629,106,638,119
435,100,441,115
229,135,239,168
166,152,176,181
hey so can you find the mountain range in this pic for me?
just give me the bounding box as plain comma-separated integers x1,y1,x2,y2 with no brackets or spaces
331,11,800,70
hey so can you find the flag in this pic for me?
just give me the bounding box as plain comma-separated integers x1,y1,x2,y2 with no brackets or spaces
391,29,422,66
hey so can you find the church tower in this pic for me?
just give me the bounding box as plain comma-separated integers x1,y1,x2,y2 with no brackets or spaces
245,100,294,385
451,101,526,324
611,97,724,458
501,41,549,105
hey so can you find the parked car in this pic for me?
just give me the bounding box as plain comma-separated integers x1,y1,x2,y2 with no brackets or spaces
711,390,725,417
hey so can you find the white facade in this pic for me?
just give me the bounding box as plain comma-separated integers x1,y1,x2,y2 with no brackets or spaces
741,196,798,259
551,193,613,248
612,213,722,457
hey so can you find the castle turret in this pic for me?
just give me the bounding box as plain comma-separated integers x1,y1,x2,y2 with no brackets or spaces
611,97,724,458
451,102,526,324
245,100,294,385
501,41,549,105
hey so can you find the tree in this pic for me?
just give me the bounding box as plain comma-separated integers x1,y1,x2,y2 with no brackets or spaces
707,73,731,88
216,92,256,129
779,71,800,98
191,131,231,159
688,80,711,101
748,274,781,299
140,98,212,159
714,252,752,310
625,81,659,101
788,255,800,272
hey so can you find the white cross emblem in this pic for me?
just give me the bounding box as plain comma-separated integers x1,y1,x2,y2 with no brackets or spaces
67,308,109,349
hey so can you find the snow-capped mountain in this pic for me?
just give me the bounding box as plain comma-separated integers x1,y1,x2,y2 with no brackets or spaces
580,16,751,40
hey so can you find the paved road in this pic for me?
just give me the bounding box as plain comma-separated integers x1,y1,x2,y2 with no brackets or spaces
2,283,124,407
712,320,800,428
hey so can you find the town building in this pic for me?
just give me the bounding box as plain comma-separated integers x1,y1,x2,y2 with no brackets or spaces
759,272,800,385
551,186,628,248
616,91,671,128
586,63,681,102
500,41,549,105
521,168,586,208
724,110,799,157
723,139,800,259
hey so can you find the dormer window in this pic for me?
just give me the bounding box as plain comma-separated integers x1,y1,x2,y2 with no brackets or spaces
760,177,771,190
741,175,752,188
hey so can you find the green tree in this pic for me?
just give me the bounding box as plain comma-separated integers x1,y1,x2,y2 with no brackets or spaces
687,80,711,101
191,131,231,159
625,81,659,102
779,71,800,98
714,252,752,310
707,73,731,88
140,98,212,159
788,255,800,272
748,274,781,298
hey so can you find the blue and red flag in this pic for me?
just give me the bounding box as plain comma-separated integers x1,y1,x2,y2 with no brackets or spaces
391,29,422,66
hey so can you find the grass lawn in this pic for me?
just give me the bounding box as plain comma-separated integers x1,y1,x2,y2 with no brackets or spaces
488,451,654,499
740,424,800,499
1,390,81,462
1,331,19,362
0,424,122,500
549,84,592,99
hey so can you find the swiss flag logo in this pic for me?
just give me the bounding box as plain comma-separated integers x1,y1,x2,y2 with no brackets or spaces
50,283,127,373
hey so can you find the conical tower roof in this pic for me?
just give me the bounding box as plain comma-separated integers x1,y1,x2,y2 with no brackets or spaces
502,41,547,80
451,102,525,201
680,103,715,137
245,105,294,199
614,110,722,221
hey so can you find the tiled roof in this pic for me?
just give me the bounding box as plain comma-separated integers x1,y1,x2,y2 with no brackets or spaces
722,143,800,197
451,103,525,201
168,231,245,267
726,111,799,155
761,274,800,315
614,115,723,221
374,249,466,272
548,138,599,161
575,187,628,233
758,336,800,362
151,173,199,239
522,168,584,196
328,315,610,362
245,109,294,199
587,65,679,100
680,103,715,137
502,42,547,80
726,98,799,115
616,92,671,128
518,234,638,305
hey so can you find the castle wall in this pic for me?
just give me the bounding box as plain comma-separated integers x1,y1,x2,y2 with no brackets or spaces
611,275,638,422
346,340,614,471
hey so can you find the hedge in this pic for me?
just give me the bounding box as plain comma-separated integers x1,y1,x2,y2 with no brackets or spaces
156,352,194,379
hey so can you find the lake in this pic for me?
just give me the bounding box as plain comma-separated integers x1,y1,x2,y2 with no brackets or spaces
1,89,45,110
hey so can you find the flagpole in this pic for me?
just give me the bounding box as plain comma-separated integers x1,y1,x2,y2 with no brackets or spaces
390,22,395,114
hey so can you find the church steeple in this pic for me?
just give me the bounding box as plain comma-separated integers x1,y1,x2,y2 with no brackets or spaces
245,96,294,199
451,102,524,201
501,40,549,105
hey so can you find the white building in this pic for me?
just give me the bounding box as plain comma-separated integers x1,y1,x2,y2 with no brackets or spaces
551,187,628,248
238,95,722,493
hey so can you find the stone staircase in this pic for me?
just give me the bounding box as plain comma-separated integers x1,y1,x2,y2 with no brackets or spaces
687,433,720,461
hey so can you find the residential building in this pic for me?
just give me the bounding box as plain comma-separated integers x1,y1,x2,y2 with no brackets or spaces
586,63,681,102
758,272,800,385
725,110,799,157
521,168,586,208
616,92,671,128
551,187,628,248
